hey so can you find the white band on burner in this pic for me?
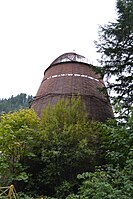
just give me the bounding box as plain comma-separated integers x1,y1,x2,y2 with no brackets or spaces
46,73,100,82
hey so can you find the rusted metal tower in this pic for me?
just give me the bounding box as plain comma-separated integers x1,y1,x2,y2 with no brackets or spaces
31,52,113,122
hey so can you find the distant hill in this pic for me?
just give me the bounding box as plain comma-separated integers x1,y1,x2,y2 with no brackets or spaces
0,93,33,114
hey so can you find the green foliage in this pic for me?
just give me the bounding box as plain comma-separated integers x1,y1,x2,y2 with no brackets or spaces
102,111,133,168
95,0,133,117
0,96,132,198
67,165,133,199
0,93,33,114
41,96,88,127
0,96,103,198
0,109,40,187
26,97,103,197
67,109,133,199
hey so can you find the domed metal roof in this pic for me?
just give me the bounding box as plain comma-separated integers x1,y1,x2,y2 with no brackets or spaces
50,52,89,66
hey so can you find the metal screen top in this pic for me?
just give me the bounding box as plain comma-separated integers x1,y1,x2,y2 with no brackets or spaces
50,52,89,66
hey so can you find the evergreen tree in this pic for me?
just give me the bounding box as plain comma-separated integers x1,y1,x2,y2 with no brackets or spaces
95,0,133,117
0,93,33,113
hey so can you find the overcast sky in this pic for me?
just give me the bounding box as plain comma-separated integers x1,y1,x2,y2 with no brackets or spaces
0,0,117,99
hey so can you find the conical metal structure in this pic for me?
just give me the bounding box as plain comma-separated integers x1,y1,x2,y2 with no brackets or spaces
31,52,113,122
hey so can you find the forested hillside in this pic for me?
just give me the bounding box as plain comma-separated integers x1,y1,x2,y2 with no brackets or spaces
0,93,33,114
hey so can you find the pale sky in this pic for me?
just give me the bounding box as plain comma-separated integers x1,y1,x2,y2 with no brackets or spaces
0,0,117,99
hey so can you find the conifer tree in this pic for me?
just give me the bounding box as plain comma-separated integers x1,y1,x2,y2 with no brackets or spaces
96,0,133,117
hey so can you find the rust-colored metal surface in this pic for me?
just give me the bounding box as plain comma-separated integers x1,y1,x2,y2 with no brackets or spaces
31,53,113,122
